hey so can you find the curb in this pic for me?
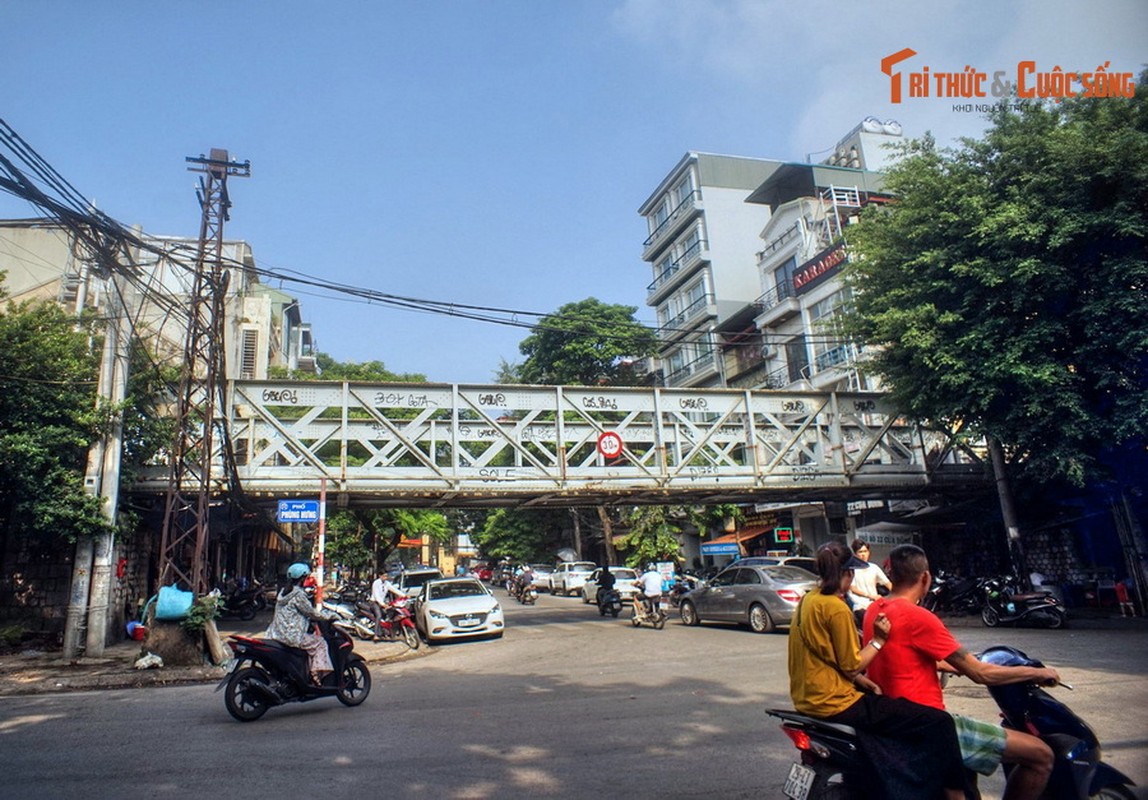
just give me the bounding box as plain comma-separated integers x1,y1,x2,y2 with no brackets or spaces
0,639,428,697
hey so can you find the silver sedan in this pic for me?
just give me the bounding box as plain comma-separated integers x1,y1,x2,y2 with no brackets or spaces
678,565,816,633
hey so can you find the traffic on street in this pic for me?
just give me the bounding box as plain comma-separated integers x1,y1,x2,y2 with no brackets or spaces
1,586,1145,799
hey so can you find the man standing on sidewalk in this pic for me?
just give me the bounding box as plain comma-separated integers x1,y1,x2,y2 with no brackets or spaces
862,544,1060,800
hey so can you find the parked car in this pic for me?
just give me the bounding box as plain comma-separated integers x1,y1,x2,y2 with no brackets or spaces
528,564,554,591
412,577,504,642
548,561,597,596
472,564,493,582
395,567,444,597
580,567,639,604
678,564,816,633
733,556,816,575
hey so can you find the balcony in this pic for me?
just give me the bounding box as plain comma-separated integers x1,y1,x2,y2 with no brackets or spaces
657,292,714,340
665,347,721,387
755,282,801,328
756,221,802,265
647,238,707,303
642,190,701,259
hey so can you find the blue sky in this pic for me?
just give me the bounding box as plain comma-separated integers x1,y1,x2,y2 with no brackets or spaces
3,1,1144,383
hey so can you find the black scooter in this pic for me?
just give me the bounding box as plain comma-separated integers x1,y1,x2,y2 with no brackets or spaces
216,617,372,721
767,645,1135,799
981,575,1067,629
597,587,623,617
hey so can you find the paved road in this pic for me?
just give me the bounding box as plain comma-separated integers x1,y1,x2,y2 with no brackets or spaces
1,591,1145,799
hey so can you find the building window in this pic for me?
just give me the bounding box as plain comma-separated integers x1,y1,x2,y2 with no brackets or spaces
773,256,798,301
674,173,695,208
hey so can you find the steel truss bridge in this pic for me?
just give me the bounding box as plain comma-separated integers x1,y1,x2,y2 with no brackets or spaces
133,381,989,508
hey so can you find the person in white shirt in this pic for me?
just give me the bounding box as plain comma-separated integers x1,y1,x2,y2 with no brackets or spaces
370,571,407,639
634,564,664,615
847,538,891,627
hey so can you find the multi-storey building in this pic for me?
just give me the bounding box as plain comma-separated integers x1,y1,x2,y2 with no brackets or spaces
0,219,317,379
745,118,902,392
638,153,781,388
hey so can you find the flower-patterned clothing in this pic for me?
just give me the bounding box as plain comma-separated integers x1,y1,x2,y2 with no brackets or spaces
265,586,332,677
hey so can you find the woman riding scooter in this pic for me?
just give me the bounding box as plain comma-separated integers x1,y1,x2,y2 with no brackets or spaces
265,563,333,686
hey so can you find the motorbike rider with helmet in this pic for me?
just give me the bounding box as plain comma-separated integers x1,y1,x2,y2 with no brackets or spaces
634,563,664,616
265,563,333,686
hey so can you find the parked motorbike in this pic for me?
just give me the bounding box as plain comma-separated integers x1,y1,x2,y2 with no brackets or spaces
922,569,986,615
376,598,420,649
597,587,623,617
630,594,667,629
216,616,372,722
321,598,377,642
981,575,1067,629
767,645,1134,799
211,586,258,621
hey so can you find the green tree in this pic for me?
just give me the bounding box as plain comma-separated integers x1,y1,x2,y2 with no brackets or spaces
844,78,1148,488
269,352,426,383
517,297,657,386
472,507,567,563
0,298,112,544
617,506,686,567
324,508,450,578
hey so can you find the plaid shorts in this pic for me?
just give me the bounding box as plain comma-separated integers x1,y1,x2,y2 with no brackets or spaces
952,713,1007,775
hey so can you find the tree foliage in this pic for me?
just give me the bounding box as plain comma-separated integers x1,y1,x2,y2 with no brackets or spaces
0,297,113,543
517,297,657,386
472,507,568,563
269,352,426,383
324,508,450,577
844,76,1148,486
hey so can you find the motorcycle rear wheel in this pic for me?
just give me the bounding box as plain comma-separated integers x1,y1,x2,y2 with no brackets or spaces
224,667,272,722
610,607,620,618
1090,786,1136,800
981,607,1001,627
239,605,257,622
336,660,372,706
654,612,666,630
402,625,420,650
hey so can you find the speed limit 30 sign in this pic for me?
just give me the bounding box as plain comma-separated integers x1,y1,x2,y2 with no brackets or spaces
597,431,624,459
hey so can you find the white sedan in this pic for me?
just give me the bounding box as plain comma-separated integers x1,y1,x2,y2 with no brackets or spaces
413,578,505,643
581,567,639,603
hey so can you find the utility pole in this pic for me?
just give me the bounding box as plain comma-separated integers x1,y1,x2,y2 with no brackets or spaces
63,239,132,658
157,149,249,595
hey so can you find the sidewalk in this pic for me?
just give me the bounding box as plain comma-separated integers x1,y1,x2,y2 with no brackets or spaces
0,619,426,697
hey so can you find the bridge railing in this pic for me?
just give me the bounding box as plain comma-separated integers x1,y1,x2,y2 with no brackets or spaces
133,381,985,506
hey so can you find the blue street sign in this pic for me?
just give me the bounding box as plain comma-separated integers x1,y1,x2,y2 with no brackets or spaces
277,499,320,523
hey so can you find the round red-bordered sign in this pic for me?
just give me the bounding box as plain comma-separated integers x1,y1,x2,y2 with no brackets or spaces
597,431,624,459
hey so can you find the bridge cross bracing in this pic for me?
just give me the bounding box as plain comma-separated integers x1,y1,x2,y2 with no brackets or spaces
134,381,986,508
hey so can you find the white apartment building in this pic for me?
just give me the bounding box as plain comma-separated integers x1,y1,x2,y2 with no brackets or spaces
0,219,316,380
746,119,902,392
638,153,780,388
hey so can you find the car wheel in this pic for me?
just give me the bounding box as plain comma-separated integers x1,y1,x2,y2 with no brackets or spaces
749,603,774,633
680,601,700,627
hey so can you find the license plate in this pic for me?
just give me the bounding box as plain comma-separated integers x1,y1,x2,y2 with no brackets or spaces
783,762,816,800
458,617,480,627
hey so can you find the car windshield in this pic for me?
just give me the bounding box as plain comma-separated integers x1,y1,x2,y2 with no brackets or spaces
569,562,595,572
429,580,487,600
530,564,552,573
402,570,443,589
610,568,637,580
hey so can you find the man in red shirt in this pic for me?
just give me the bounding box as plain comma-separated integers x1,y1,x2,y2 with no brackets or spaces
862,545,1059,800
